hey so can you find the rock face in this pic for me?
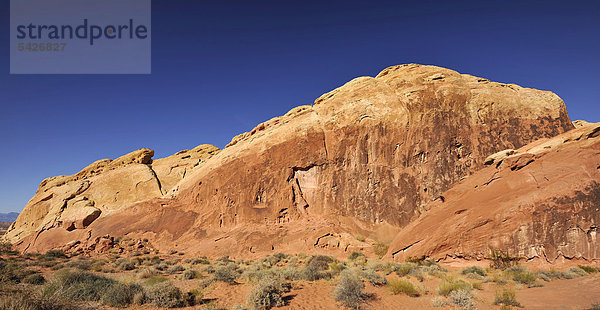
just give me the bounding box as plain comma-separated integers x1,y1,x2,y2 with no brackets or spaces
387,122,600,263
4,145,219,251
5,64,574,257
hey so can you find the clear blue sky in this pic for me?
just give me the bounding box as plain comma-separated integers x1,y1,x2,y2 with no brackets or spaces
1,1,599,213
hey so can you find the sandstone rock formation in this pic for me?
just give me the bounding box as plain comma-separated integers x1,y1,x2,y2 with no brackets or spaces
4,145,219,251
387,122,600,263
5,64,575,257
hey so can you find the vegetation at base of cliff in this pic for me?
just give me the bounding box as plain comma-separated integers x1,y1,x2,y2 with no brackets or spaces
0,239,598,309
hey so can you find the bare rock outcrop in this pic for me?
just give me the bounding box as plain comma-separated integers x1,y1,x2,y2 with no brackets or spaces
6,64,575,257
4,145,219,251
387,122,600,263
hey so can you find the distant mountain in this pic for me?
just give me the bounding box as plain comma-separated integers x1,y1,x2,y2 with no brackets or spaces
0,212,19,222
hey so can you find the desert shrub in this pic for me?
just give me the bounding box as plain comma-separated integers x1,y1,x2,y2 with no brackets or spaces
360,268,386,286
42,269,116,302
184,288,204,306
182,269,198,280
431,296,448,308
190,257,210,265
165,259,180,266
144,275,168,286
23,273,46,285
156,263,169,271
43,250,67,259
0,261,35,283
0,242,17,255
166,265,186,274
114,258,136,271
590,302,600,310
348,252,366,261
213,263,240,284
506,266,540,287
101,282,143,307
494,289,522,307
449,289,475,308
247,275,291,310
388,278,420,297
302,255,334,281
0,288,74,310
438,278,472,296
64,258,92,271
394,263,417,277
0,291,40,310
144,281,184,308
489,249,518,270
373,242,389,258
578,265,598,273
462,266,486,277
215,256,234,265
334,270,367,310
471,282,483,290
89,259,107,272
280,266,302,281
568,267,588,277
369,261,400,275
329,262,346,276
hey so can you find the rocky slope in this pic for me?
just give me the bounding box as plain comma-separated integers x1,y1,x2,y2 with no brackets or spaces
5,64,574,257
387,122,600,263
4,145,219,251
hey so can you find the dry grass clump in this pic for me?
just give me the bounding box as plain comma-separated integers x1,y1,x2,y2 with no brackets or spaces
388,278,420,297
438,277,472,296
373,242,389,258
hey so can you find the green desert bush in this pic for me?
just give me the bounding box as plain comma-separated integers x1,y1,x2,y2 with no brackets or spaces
144,281,184,308
246,275,291,310
114,258,136,271
43,250,67,260
505,266,541,287
462,266,486,277
42,269,116,302
388,278,420,297
438,278,472,296
568,267,588,277
65,258,92,270
348,252,366,261
166,265,186,274
360,268,387,286
302,255,335,281
213,263,240,284
494,289,522,307
334,270,367,310
182,269,198,280
101,282,143,307
578,265,598,274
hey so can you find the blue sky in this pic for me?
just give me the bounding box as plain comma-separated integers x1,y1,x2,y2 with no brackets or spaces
1,0,599,213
